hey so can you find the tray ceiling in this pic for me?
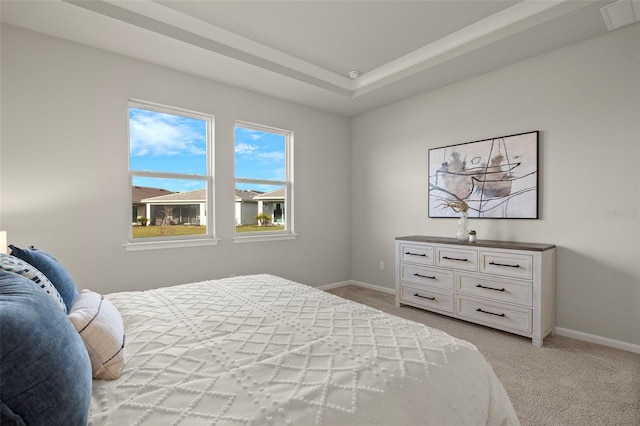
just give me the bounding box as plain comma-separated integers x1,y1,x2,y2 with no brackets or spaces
1,0,630,116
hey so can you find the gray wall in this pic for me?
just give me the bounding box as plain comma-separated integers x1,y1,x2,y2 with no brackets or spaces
0,24,351,292
2,22,639,348
350,23,640,346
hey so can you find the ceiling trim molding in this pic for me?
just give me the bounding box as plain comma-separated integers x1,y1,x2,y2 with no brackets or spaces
65,0,599,98
2,0,615,116
65,0,354,96
354,0,592,92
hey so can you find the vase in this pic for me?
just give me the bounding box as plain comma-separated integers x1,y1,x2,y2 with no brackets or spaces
456,212,469,241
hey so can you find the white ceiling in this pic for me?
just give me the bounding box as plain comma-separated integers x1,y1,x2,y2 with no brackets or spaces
0,0,632,117
157,0,520,76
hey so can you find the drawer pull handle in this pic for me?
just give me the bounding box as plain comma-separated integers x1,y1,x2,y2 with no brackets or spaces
405,252,426,257
476,308,505,317
443,256,468,262
489,261,520,268
476,284,506,292
414,273,436,279
414,293,436,300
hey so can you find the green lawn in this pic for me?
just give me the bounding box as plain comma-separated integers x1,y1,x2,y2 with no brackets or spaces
132,225,206,238
133,224,284,238
236,224,285,233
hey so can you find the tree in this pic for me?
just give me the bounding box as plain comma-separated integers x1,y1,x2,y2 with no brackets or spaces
255,212,272,226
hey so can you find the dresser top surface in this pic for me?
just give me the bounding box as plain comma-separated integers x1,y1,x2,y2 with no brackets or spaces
396,235,555,251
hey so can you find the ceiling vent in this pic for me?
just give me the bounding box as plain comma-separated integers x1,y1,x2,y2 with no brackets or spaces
601,0,640,30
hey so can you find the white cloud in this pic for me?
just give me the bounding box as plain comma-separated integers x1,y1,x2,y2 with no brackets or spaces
257,151,285,162
130,109,206,157
235,143,259,155
239,128,263,141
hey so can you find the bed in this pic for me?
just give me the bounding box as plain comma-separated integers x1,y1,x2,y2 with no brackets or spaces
89,274,519,425
1,246,519,425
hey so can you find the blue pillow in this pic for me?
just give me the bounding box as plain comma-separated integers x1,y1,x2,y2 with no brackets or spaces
0,253,68,313
9,245,79,312
0,269,92,425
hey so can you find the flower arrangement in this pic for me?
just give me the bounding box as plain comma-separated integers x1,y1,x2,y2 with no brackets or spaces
438,199,469,213
438,199,471,241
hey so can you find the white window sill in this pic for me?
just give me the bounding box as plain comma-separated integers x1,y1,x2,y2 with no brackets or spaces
123,237,220,251
233,233,298,244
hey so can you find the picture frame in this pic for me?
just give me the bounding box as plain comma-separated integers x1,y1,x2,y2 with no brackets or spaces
428,131,539,219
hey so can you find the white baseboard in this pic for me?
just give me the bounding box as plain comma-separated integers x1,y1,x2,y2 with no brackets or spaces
554,327,640,354
318,281,640,354
316,280,395,294
316,280,352,291
349,280,395,294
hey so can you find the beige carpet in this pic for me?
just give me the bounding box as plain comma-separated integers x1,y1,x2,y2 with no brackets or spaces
327,285,640,426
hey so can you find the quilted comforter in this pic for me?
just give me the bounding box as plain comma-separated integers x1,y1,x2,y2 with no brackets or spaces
90,274,519,425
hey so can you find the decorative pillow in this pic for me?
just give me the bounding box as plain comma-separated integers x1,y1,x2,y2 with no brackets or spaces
68,289,126,380
9,245,79,311
0,253,67,313
0,269,92,425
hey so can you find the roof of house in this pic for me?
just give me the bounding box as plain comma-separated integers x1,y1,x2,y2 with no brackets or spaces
141,188,206,203
253,188,285,200
132,186,175,203
235,189,261,202
139,188,276,204
139,188,285,204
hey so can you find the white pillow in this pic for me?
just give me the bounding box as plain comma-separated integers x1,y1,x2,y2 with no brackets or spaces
68,290,126,380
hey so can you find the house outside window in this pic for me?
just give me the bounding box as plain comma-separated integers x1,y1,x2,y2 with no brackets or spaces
235,122,294,240
128,100,214,245
142,189,205,226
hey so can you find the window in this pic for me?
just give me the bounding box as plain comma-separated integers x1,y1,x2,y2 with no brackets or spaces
128,101,214,246
234,122,293,239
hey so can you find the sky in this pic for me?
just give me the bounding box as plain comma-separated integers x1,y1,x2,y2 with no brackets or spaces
129,107,285,193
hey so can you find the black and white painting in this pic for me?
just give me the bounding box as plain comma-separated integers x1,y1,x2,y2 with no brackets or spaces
428,131,538,219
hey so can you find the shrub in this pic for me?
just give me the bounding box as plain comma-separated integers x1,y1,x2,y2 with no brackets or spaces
254,212,272,226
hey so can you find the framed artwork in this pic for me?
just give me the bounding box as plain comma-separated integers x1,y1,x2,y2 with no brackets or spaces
428,131,539,219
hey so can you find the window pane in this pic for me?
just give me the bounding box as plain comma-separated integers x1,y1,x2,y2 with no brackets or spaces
235,184,285,232
132,177,207,239
132,176,206,193
235,126,285,181
130,107,207,175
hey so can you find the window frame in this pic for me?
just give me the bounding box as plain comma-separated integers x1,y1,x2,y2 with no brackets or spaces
124,100,217,251
233,121,295,243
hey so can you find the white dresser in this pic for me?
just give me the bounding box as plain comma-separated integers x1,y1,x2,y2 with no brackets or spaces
396,235,555,347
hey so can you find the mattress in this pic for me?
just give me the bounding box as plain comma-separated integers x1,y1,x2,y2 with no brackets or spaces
89,274,519,425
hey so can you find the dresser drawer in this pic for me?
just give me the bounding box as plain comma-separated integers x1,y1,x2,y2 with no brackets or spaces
435,247,478,271
399,243,434,265
399,264,453,291
400,284,453,313
457,273,532,306
457,296,532,333
397,236,555,347
480,251,533,280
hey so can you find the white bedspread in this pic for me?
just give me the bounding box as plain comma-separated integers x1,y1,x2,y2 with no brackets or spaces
90,274,519,425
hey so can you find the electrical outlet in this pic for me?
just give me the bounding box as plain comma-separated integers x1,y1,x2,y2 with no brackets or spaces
379,261,384,271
